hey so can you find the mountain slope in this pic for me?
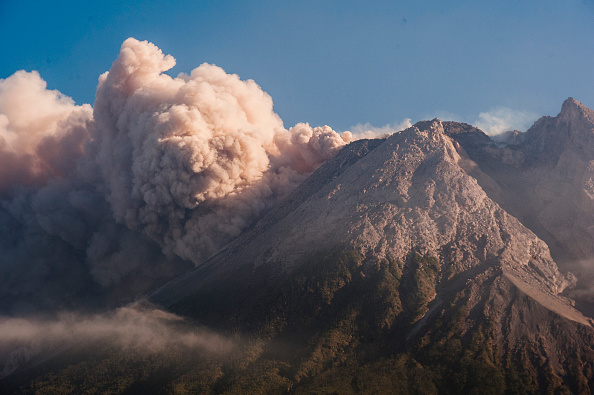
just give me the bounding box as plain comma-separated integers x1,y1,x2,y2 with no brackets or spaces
143,118,594,392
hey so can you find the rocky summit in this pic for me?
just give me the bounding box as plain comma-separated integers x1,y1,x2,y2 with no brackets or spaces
4,99,594,394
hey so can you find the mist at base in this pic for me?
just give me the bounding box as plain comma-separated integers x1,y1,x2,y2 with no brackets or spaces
0,302,236,380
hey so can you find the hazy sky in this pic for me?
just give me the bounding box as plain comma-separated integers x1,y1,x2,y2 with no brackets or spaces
1,0,593,131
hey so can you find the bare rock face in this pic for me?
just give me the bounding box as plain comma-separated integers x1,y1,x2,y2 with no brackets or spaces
525,99,594,263
252,120,571,288
445,99,594,313
523,98,594,162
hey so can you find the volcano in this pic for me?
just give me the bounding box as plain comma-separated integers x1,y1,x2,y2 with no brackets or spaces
3,99,594,394
144,100,594,393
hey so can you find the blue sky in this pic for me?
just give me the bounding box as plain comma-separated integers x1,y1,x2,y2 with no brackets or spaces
1,0,593,132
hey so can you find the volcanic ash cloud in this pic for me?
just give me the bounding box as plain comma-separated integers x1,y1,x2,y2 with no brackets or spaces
91,38,350,264
0,38,350,311
0,71,92,194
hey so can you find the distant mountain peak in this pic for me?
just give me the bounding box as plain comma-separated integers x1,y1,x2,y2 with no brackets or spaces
559,97,594,124
561,97,588,113
517,97,594,162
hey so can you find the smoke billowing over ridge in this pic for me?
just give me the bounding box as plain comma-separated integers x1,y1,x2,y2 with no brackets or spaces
92,38,350,263
0,38,350,313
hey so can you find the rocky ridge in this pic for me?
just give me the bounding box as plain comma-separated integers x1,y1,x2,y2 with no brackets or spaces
444,98,594,312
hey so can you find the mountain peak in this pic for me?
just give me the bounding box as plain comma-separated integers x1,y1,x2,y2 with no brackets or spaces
519,98,594,162
413,118,443,133
558,97,594,123
561,97,586,111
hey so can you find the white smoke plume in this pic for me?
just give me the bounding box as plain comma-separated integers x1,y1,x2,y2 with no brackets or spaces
474,107,538,135
346,118,412,139
0,38,350,312
0,303,235,379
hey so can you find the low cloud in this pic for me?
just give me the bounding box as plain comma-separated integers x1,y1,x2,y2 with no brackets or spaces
0,302,235,379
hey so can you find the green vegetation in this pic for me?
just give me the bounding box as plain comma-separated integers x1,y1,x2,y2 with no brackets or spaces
3,249,593,394
400,254,440,323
